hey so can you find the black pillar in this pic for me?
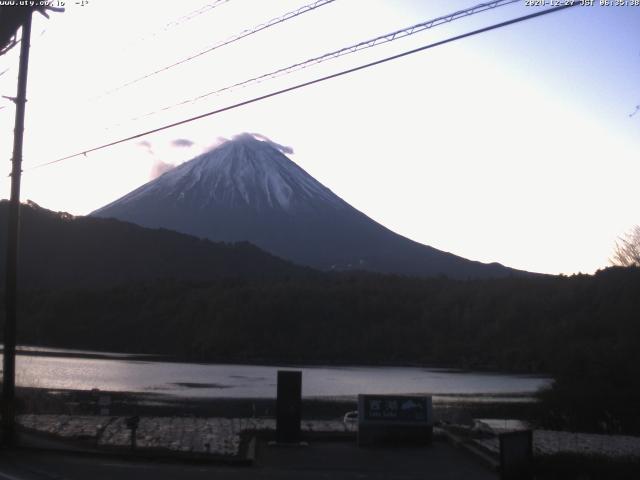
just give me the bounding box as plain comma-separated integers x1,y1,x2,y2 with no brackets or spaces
499,430,533,480
276,370,301,443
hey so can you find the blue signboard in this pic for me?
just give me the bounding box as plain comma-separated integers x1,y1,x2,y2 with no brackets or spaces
359,395,433,425
357,394,434,446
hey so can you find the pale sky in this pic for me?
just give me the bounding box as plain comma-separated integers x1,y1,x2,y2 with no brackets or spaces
0,0,638,275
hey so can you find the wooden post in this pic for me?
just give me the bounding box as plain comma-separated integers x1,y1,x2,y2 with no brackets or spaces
2,11,32,447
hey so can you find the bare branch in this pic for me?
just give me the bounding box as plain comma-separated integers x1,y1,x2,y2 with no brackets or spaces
610,225,640,267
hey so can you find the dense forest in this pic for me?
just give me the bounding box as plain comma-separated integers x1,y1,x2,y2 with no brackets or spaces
11,267,638,369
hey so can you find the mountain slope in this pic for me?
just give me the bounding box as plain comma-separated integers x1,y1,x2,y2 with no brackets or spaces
92,134,527,279
0,200,310,289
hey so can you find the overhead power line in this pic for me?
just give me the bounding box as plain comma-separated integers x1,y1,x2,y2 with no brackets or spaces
29,4,579,171
131,0,520,122
163,0,231,30
124,0,232,50
103,0,336,96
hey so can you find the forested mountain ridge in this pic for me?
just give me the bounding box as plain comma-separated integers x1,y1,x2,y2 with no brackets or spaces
0,200,312,288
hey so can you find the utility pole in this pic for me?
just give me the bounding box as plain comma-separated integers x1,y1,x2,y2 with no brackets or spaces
3,11,32,447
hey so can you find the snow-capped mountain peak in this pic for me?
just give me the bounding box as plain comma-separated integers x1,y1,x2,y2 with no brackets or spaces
109,134,345,214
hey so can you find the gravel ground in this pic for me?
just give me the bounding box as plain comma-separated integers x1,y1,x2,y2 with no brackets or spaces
474,429,640,460
17,414,356,458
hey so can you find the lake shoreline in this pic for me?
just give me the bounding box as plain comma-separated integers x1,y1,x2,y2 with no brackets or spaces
8,344,552,377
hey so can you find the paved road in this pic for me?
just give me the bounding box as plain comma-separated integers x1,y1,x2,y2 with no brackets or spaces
0,440,498,479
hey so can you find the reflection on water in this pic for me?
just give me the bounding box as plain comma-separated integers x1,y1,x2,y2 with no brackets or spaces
5,349,551,399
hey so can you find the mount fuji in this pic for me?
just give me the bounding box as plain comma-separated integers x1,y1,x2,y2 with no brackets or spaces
92,133,524,279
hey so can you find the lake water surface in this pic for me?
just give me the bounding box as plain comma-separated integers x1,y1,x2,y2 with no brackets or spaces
8,347,551,400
